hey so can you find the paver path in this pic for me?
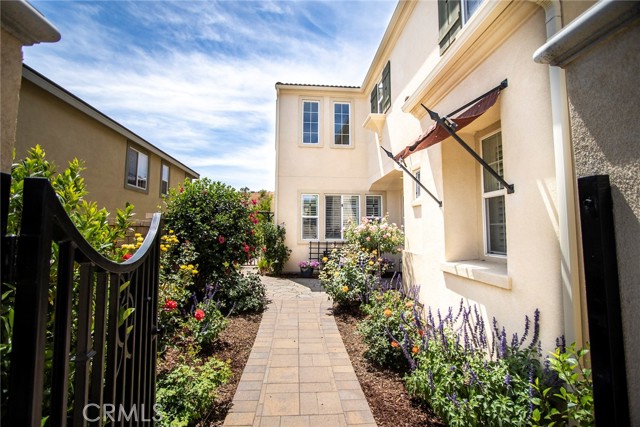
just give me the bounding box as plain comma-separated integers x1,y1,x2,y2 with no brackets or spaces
223,275,377,427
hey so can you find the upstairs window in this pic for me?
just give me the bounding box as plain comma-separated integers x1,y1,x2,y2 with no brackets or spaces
302,101,320,144
334,103,351,146
365,195,383,219
160,163,170,196
126,146,148,191
370,61,391,113
414,169,422,199
438,0,482,52
481,131,507,256
325,195,360,240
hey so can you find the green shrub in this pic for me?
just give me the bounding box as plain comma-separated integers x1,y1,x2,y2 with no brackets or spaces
215,272,268,314
343,216,404,254
156,357,231,427
182,297,227,349
358,290,418,370
404,302,543,427
319,246,379,309
258,221,291,275
163,178,259,290
532,343,594,427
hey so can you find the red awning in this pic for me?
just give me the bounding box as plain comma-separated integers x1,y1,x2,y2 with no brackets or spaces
395,88,502,160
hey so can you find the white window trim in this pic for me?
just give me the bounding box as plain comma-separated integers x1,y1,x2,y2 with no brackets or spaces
365,195,383,220
301,99,321,146
332,101,352,147
160,163,170,196
301,194,319,241
325,194,360,241
480,129,507,259
126,145,149,192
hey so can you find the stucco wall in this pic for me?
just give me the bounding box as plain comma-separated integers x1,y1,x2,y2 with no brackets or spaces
377,3,566,351
275,87,404,272
15,78,193,220
1,29,24,173
564,23,640,424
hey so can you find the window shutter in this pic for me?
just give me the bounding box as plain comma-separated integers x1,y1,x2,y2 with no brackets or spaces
370,87,378,113
381,61,391,112
325,196,342,239
438,0,461,52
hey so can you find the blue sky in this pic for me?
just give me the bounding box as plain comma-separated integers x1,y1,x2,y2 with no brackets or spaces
24,0,397,190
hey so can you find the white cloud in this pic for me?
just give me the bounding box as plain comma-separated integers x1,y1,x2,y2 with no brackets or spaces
24,0,397,190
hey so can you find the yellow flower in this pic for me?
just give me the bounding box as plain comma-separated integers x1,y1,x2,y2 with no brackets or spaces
136,236,144,242
160,245,168,252
334,272,339,277
405,301,414,308
135,242,142,248
384,308,392,318
180,265,187,270
322,257,328,262
342,286,349,292
368,260,374,266
372,249,378,255
188,264,194,270
169,229,174,234
191,269,198,275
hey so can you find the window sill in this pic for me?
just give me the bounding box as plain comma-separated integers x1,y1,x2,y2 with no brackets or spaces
440,259,511,290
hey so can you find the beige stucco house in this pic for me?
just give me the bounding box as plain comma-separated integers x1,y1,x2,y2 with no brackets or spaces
15,65,199,223
276,0,638,421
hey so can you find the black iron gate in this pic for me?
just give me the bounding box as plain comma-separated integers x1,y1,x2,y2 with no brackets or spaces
1,174,162,426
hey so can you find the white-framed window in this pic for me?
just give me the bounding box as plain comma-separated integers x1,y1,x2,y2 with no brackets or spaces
301,194,319,240
414,169,421,199
481,131,507,256
302,100,320,144
160,163,170,196
370,61,391,113
325,195,360,240
334,102,351,146
438,0,483,52
126,146,149,191
366,195,383,219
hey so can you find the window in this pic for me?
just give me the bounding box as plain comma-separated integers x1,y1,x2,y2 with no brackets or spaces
302,101,319,144
438,0,482,52
126,146,148,190
481,131,506,255
365,195,383,219
370,61,391,113
334,103,351,146
301,194,319,240
414,169,421,199
160,163,170,196
325,195,360,240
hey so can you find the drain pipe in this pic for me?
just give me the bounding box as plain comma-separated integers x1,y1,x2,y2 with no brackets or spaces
531,0,584,346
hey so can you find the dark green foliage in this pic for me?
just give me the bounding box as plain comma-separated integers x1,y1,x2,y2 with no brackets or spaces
163,178,260,290
156,357,231,427
215,272,268,314
258,222,291,275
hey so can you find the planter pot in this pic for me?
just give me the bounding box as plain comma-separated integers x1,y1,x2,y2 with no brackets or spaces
299,267,314,278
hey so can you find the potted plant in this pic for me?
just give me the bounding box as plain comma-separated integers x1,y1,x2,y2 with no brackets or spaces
298,260,319,278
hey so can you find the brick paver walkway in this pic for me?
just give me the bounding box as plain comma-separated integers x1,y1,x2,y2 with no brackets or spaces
223,276,377,427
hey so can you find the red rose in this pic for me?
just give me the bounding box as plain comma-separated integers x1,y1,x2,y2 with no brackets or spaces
122,253,132,261
243,244,250,253
250,229,255,235
218,235,225,244
194,309,205,321
164,300,177,311
179,187,184,193
251,199,257,205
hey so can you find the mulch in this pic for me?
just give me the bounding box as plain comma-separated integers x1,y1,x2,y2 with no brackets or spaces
333,308,445,427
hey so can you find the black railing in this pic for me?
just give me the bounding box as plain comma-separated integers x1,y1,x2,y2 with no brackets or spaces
308,241,346,262
1,174,162,426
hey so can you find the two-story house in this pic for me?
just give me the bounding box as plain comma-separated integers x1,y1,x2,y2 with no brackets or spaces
275,0,599,361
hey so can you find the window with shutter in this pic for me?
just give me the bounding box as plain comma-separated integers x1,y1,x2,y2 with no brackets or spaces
370,87,378,114
301,194,319,240
325,195,360,240
438,0,483,53
381,61,391,112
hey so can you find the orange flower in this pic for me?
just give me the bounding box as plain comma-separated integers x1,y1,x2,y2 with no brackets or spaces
418,329,425,337
391,341,400,348
412,345,420,355
383,308,392,318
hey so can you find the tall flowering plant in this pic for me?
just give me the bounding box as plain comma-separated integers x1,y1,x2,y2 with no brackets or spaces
344,216,404,254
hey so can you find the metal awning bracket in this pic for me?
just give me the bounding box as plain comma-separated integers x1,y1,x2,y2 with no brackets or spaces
422,105,515,194
379,146,443,207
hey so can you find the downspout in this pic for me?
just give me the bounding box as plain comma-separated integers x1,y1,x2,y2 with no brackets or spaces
531,0,583,346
